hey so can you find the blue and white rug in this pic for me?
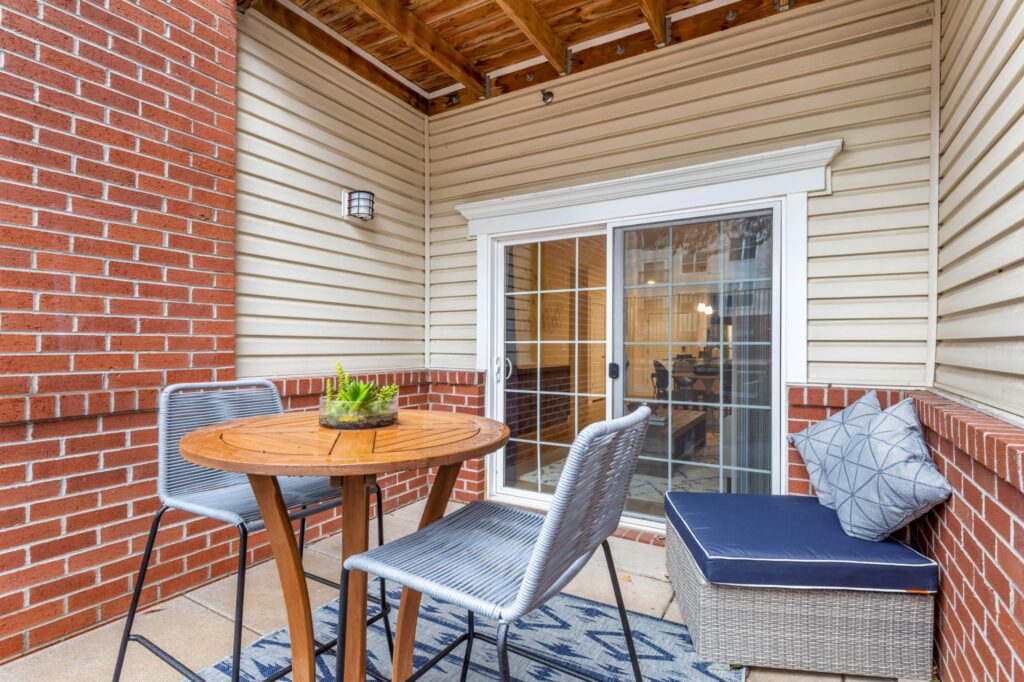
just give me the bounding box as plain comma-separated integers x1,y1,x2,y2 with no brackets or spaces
197,588,743,681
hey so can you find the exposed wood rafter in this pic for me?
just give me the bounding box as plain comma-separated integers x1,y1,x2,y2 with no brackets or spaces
494,0,568,75
346,0,486,97
638,0,668,47
429,0,827,115
245,0,427,112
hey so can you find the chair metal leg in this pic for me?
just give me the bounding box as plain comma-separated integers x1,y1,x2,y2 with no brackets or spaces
297,506,307,558
336,566,350,682
602,540,643,682
372,484,395,657
495,622,511,682
459,611,475,682
230,525,248,682
112,506,167,682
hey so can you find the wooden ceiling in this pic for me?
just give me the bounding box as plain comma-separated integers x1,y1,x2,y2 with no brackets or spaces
242,0,817,115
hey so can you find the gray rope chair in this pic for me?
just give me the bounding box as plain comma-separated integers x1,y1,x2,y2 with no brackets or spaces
338,405,651,682
112,380,393,682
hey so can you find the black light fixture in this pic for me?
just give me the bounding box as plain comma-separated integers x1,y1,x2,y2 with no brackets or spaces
343,190,374,221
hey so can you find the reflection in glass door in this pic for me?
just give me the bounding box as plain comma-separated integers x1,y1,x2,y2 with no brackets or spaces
501,235,608,496
615,211,776,519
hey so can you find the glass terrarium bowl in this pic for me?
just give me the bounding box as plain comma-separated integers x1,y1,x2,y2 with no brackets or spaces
318,395,398,430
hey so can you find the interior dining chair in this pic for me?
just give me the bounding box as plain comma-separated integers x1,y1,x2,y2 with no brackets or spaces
651,360,670,401
337,405,651,682
112,379,393,682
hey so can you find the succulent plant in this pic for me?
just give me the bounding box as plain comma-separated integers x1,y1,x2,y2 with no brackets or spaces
321,362,399,427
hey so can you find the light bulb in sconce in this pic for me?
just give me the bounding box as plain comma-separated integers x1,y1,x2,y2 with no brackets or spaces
697,302,706,312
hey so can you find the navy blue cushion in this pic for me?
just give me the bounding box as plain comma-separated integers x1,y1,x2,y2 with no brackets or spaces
665,492,938,593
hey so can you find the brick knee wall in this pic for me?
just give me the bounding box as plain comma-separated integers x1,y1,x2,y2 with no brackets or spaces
788,385,1024,681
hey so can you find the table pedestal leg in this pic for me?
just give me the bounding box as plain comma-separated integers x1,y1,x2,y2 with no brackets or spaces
390,463,462,682
248,475,315,682
341,474,372,682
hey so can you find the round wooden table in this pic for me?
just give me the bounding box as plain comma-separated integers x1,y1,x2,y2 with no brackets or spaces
180,409,509,682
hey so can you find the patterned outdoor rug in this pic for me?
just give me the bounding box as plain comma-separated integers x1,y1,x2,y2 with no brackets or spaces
196,588,743,682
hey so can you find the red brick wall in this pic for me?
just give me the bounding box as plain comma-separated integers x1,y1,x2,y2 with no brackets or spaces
787,385,1024,682
0,0,239,661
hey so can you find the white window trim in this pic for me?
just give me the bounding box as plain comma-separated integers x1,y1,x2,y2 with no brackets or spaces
459,139,841,515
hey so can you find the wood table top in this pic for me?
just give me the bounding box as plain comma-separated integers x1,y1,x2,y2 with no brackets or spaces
179,409,509,477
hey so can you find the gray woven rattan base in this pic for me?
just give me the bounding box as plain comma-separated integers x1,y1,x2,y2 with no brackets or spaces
666,524,934,680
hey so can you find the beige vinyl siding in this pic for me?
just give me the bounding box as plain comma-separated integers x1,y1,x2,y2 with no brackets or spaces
935,0,1024,416
235,12,427,377
427,0,934,383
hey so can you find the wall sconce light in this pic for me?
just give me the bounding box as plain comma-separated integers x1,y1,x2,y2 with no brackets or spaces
342,190,374,221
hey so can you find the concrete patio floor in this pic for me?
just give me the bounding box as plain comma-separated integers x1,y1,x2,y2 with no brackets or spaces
0,500,899,682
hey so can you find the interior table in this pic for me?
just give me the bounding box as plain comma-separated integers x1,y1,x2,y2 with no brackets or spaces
179,408,509,682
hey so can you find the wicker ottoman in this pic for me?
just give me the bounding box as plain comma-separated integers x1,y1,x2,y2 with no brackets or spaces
665,493,936,680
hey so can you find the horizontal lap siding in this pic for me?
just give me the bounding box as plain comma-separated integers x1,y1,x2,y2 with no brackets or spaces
427,0,934,384
235,13,427,377
935,0,1024,416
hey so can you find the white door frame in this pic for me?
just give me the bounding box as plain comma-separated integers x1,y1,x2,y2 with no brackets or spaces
459,140,842,528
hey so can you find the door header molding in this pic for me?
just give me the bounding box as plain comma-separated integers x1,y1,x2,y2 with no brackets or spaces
457,139,843,235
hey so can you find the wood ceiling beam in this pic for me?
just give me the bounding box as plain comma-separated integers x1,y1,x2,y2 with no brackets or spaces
346,0,486,97
638,0,668,47
429,0,827,115
493,0,568,75
245,0,427,113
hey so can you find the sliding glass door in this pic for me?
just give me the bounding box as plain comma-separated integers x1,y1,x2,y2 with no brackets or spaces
613,210,777,519
492,209,778,523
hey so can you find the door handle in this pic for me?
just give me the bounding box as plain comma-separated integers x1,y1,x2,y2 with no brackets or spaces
494,356,503,383
504,356,513,380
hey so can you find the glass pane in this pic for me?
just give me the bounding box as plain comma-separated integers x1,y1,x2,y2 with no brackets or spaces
625,458,668,517
619,210,775,516
505,294,537,342
539,443,571,495
577,343,605,395
724,214,772,281
540,238,575,291
505,392,537,440
723,468,771,495
505,243,538,292
624,227,670,285
671,405,719,464
720,407,772,471
624,286,668,342
539,343,573,393
578,235,606,288
674,344,720,404
539,291,574,341
506,343,537,390
539,393,574,444
577,396,606,434
624,345,670,401
672,286,719,343
723,345,771,406
670,462,721,493
503,440,537,493
579,290,606,341
629,400,667,460
672,220,722,284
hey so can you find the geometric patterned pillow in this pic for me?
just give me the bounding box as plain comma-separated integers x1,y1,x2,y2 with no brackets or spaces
831,398,952,541
787,390,880,509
